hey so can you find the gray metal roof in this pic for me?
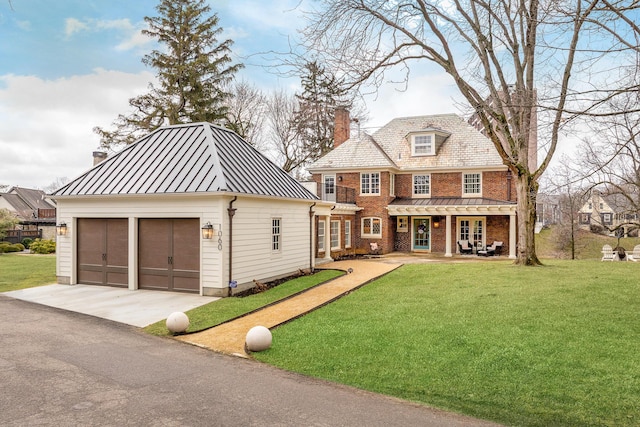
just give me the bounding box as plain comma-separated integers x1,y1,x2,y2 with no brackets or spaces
390,197,515,206
52,123,317,200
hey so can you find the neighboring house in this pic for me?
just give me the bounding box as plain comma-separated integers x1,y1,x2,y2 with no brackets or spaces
307,111,518,259
0,186,57,242
579,190,639,236
535,193,561,232
51,123,320,297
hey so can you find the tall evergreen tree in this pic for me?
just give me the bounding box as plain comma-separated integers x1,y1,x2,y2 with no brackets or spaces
94,0,242,148
293,61,351,161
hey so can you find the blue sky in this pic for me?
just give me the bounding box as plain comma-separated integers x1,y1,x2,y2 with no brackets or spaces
0,0,460,189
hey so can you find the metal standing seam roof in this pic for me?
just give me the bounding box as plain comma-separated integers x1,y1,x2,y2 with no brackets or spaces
389,197,515,206
52,123,318,201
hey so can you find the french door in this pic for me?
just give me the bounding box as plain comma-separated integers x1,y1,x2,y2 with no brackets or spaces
458,218,485,247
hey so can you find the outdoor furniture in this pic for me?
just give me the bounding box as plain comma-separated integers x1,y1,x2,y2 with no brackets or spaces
477,241,503,256
457,240,473,255
601,244,615,261
369,242,382,257
613,246,627,261
627,245,640,262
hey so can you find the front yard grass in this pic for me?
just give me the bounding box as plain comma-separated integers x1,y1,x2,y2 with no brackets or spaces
0,253,56,292
253,260,640,427
144,269,344,336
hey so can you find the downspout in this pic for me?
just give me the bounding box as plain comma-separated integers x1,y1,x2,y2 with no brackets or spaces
309,203,316,272
227,196,237,297
506,170,512,201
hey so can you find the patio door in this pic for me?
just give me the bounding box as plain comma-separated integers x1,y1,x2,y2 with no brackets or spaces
413,218,430,250
458,217,485,248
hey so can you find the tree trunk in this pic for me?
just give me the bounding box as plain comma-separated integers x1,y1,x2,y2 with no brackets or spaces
514,171,542,265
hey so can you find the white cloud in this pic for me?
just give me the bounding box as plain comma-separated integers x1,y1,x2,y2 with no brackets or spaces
0,69,155,189
64,17,89,37
228,0,305,32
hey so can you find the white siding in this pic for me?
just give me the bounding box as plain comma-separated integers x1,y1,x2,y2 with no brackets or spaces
54,194,314,296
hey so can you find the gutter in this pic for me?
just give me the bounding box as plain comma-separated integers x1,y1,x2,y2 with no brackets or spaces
227,196,237,297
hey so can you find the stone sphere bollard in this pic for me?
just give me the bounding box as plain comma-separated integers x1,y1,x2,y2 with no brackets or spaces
245,325,272,352
166,312,189,333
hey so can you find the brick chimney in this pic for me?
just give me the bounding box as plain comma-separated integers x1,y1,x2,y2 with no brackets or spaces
334,108,350,148
93,151,107,166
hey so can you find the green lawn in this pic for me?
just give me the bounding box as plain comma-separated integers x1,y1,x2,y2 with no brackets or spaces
254,260,640,427
0,253,56,292
144,269,344,336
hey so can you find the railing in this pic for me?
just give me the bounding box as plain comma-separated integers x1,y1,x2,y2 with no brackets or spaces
4,229,42,244
37,208,56,219
317,183,356,204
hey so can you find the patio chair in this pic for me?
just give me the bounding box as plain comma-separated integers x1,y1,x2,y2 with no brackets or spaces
601,244,615,261
457,240,473,255
478,241,503,256
627,244,640,262
369,242,382,257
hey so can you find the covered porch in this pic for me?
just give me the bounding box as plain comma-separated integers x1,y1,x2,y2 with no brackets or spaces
388,198,517,259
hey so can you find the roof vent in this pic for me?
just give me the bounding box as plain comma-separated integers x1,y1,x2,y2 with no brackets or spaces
93,151,107,166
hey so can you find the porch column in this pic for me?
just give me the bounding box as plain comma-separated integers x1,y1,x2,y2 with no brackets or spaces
444,215,452,257
509,213,517,259
324,215,333,261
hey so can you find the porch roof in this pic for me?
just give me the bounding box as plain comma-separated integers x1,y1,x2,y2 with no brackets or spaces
388,197,516,215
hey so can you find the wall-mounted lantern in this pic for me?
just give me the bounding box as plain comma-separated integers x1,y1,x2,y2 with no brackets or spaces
56,222,67,236
433,217,440,229
201,222,214,239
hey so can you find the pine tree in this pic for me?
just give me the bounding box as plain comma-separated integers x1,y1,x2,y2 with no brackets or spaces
94,0,242,148
293,61,350,161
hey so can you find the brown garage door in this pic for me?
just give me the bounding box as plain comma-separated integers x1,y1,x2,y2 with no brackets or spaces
138,218,200,293
77,218,128,287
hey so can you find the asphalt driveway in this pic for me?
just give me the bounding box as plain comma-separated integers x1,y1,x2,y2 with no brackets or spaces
0,295,501,426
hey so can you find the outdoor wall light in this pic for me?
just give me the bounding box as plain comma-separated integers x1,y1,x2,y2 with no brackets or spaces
201,222,214,239
433,217,440,229
56,222,67,236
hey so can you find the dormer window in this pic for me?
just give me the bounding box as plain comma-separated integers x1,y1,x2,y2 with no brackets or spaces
408,127,451,157
412,134,435,156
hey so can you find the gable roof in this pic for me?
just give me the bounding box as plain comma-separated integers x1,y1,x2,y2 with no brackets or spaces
308,113,504,172
52,123,317,201
0,187,56,221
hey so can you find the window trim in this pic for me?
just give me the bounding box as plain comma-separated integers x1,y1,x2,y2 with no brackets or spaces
271,218,282,252
389,173,395,197
412,173,431,198
397,216,408,232
362,217,382,239
317,220,325,252
345,220,352,248
462,172,482,197
411,133,435,156
330,220,341,250
360,172,381,196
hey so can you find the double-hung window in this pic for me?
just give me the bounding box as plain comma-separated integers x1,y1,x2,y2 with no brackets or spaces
413,174,431,197
317,221,325,252
362,217,382,238
330,220,341,250
345,220,352,248
463,173,481,196
272,218,281,252
361,172,380,195
412,134,434,156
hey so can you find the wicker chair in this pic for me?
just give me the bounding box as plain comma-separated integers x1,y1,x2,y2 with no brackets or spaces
457,240,473,255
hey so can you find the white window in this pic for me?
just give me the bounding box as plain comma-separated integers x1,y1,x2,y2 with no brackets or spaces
345,220,352,248
330,220,341,250
397,216,408,232
463,173,482,196
272,218,281,251
603,213,612,224
317,220,325,252
412,134,435,156
413,174,431,197
361,172,380,195
390,173,395,197
362,217,382,238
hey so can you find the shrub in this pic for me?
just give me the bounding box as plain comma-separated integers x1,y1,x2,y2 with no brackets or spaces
29,239,56,254
0,243,23,253
21,238,33,249
590,224,604,234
